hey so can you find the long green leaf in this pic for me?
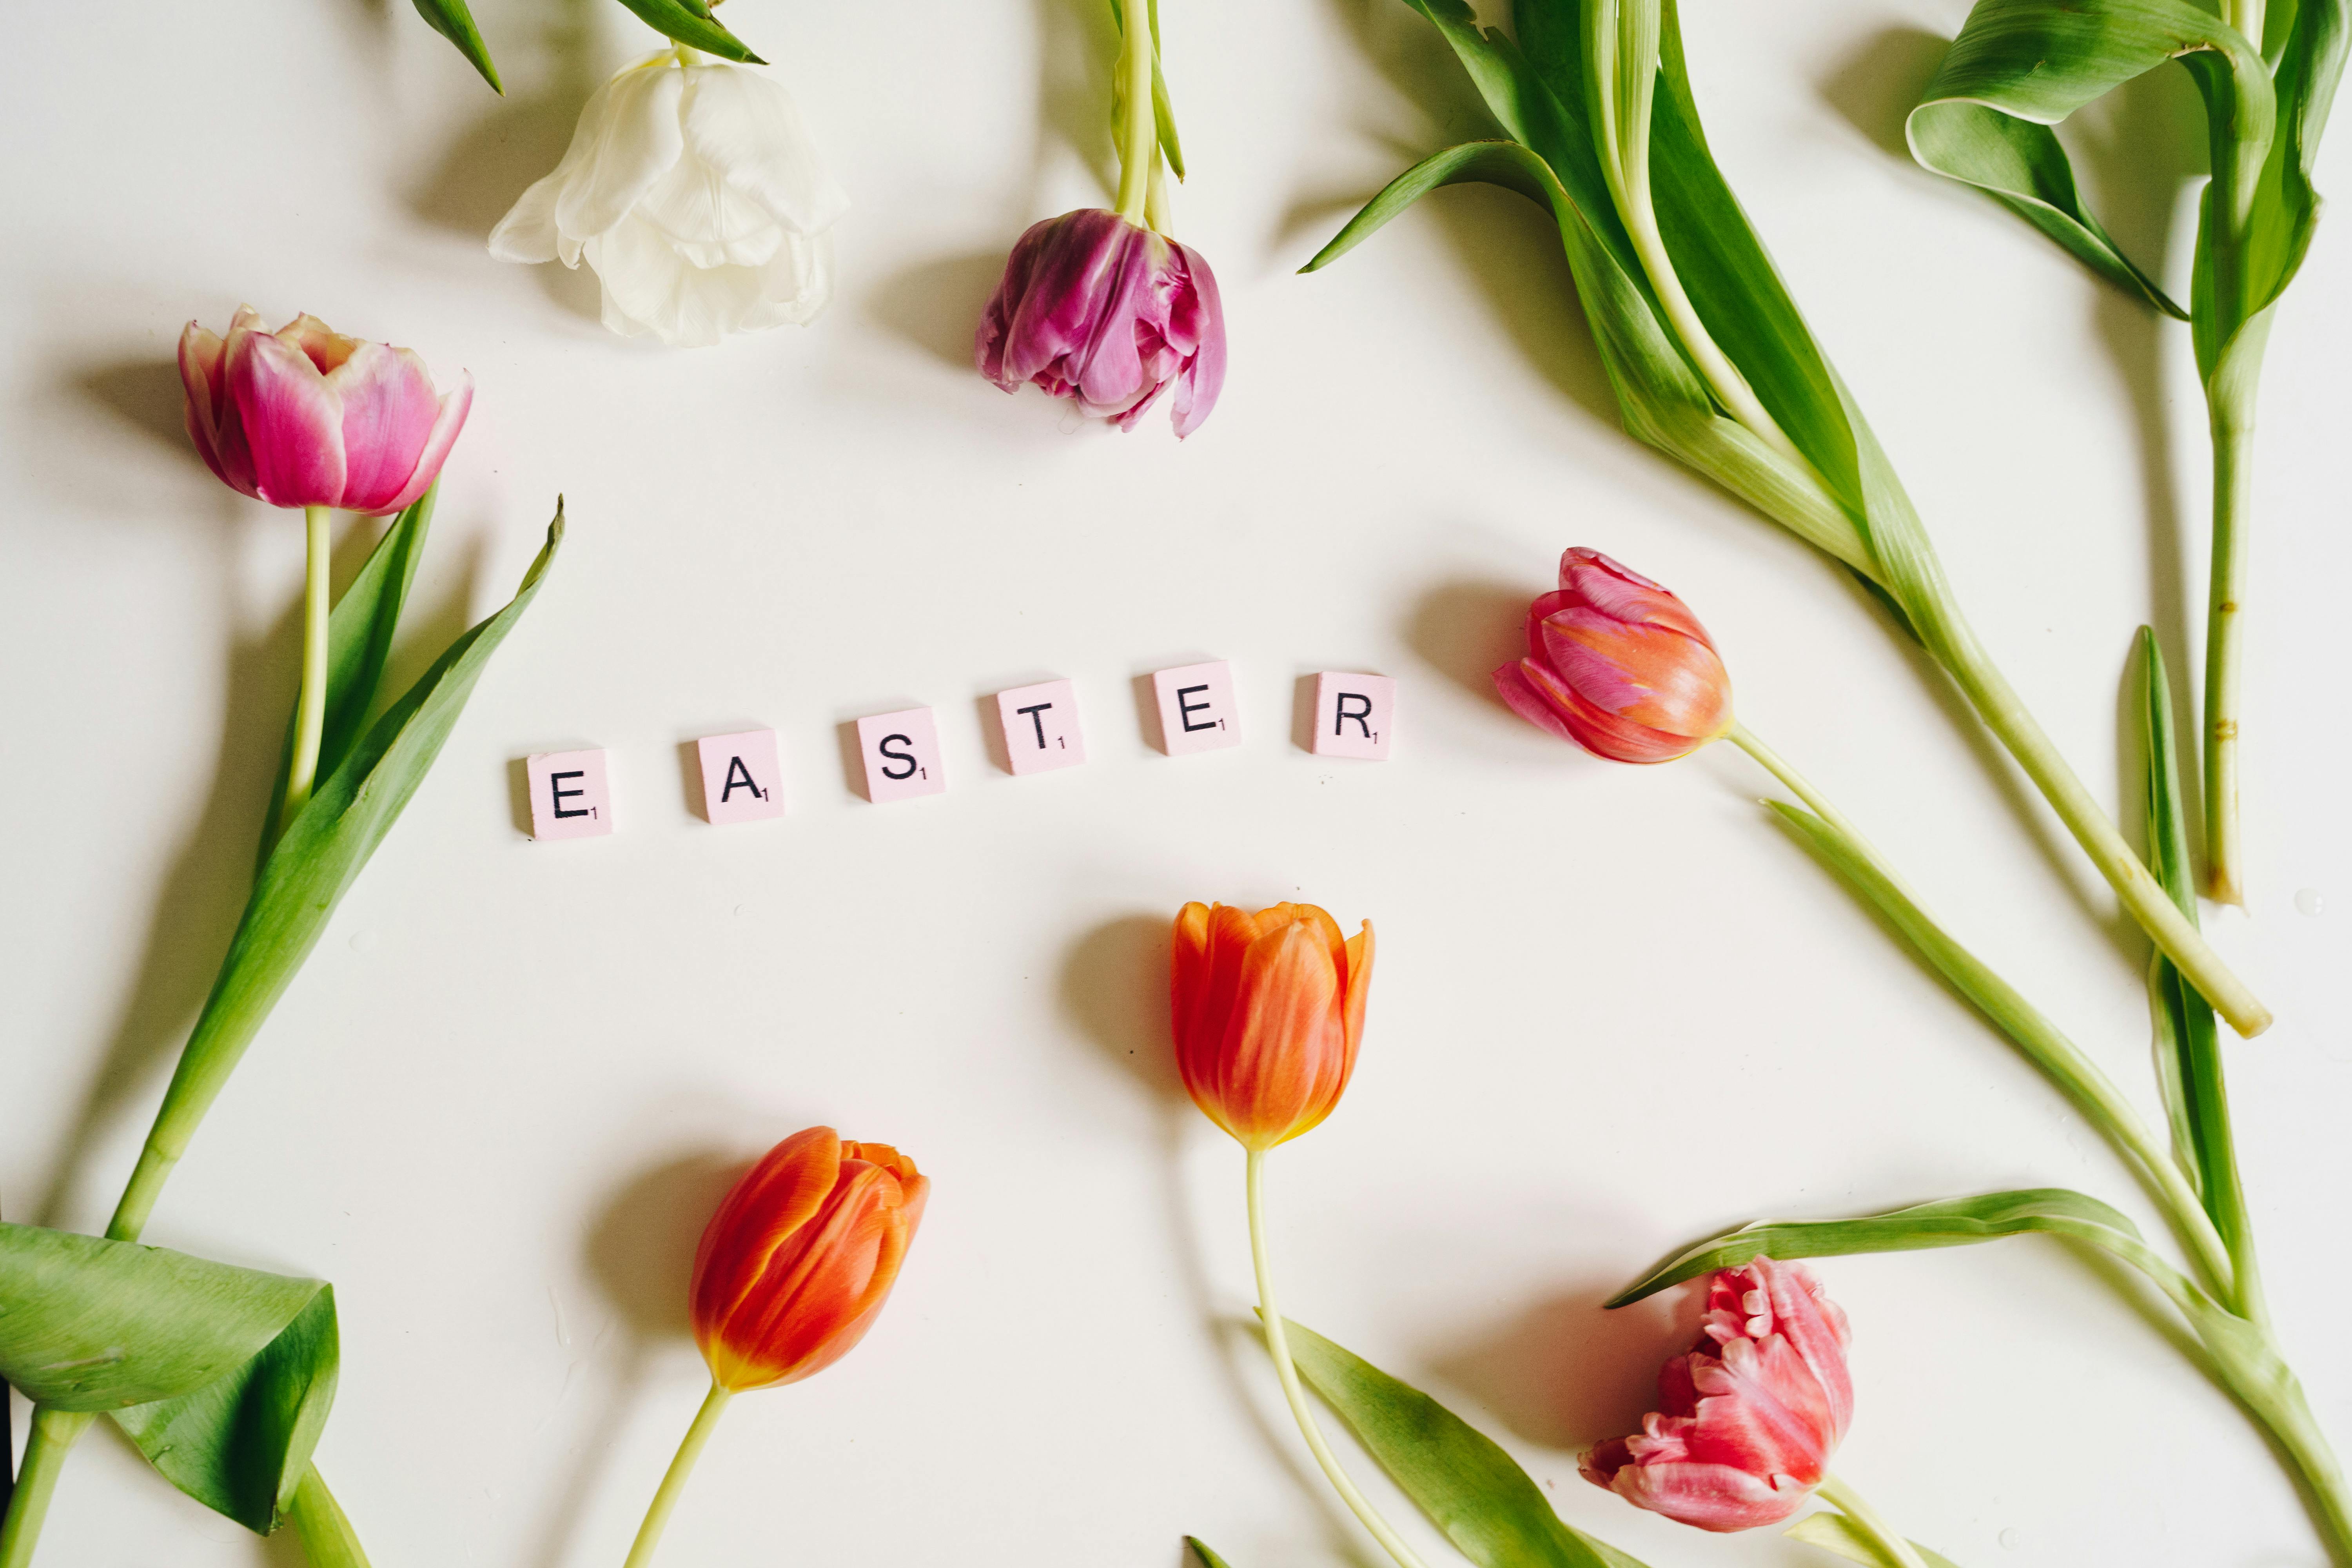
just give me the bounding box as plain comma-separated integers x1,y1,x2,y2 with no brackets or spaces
1606,1188,2150,1305
0,1224,337,1532
608,0,764,63
1282,1319,1653,1568
259,487,440,876
1185,1539,1234,1568
1786,1512,1966,1568
409,0,504,92
113,508,565,1241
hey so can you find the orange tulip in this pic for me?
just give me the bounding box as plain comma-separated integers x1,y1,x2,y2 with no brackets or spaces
1171,901,1374,1151
691,1127,929,1391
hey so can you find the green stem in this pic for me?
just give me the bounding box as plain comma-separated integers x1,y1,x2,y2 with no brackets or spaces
1246,1149,1432,1568
285,1466,372,1568
1110,0,1157,225
2232,1365,2352,1567
1726,723,2239,1301
0,1411,94,1568
1813,1473,1929,1568
622,1383,733,1568
2201,318,2270,906
276,505,333,842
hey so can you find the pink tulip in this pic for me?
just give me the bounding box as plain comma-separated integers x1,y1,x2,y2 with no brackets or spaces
1494,548,1734,763
179,307,472,514
975,209,1225,438
1581,1257,1853,1532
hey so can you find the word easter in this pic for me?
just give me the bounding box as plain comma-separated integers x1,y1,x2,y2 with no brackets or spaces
523,663,1397,840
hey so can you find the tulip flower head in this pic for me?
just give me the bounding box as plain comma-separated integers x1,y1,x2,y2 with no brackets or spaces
490,50,848,347
1495,548,1734,763
691,1127,929,1392
976,209,1227,437
178,308,471,514
1171,902,1373,1151
1582,1257,1853,1532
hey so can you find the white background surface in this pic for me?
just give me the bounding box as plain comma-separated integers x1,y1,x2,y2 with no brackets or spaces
6,0,2350,1564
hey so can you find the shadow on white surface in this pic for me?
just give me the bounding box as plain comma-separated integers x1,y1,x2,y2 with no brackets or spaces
1427,1282,1690,1457
867,251,1009,374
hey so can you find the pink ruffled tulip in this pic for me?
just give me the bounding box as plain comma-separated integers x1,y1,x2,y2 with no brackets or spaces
1581,1258,1853,1532
179,307,472,515
975,208,1225,437
1494,548,1734,763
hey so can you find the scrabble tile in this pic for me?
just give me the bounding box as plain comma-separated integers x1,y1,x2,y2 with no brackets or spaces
696,729,786,824
855,708,947,802
1152,661,1240,755
1310,672,1397,760
994,679,1086,775
526,749,614,840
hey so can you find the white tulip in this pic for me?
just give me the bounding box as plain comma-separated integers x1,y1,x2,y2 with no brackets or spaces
490,49,849,348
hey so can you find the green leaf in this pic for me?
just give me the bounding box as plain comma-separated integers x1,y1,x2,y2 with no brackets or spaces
260,486,440,877
2133,629,2252,1283
1786,1512,1966,1568
608,0,765,64
409,0,504,93
116,507,565,1240
1605,1187,2155,1307
284,1467,376,1568
1281,1318,1654,1568
0,1223,336,1532
1185,1539,1235,1568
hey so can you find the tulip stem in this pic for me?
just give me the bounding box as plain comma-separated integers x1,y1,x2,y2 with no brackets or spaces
276,504,334,842
1813,1473,1931,1568
1245,1150,1434,1568
0,1410,95,1568
622,1383,732,1568
1725,724,1915,901
1111,0,1157,225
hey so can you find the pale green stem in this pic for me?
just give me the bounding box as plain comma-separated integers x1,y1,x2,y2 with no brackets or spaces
2201,313,2271,907
1813,1474,1930,1568
1111,0,1156,225
0,1411,95,1568
623,1383,733,1568
1246,1150,1432,1568
1724,722,2239,1301
1144,156,1172,236
275,505,333,841
285,1466,373,1568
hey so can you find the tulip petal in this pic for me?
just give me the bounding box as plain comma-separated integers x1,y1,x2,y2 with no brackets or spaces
178,321,245,495
322,343,445,514
488,171,566,264
1167,241,1226,438
551,60,688,245
226,328,346,509
677,63,849,236
1602,1457,1807,1531
377,374,473,516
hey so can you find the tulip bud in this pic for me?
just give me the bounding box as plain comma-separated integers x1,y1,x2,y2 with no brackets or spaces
1171,902,1373,1151
690,1127,928,1392
976,208,1227,437
1581,1257,1853,1531
1494,548,1734,763
178,308,472,515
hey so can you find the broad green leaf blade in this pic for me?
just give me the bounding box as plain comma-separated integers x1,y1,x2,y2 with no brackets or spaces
0,1224,320,1411
111,1288,338,1532
1282,1319,1654,1568
1607,1188,2147,1306
1787,1512,1966,1568
1905,101,2185,316
0,1223,337,1533
285,1467,376,1568
1186,1539,1234,1568
117,509,564,1239
1305,140,1563,270
2134,629,2252,1278
260,487,440,875
409,0,503,92
608,0,764,63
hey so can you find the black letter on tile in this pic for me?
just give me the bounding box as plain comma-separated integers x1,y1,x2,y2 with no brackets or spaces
550,770,590,818
722,756,761,801
879,734,919,780
1178,684,1218,732
1334,692,1374,738
1016,702,1053,750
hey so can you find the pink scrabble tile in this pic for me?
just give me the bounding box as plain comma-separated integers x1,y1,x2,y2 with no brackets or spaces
995,679,1086,775
1152,661,1240,755
527,749,614,840
855,708,947,803
696,729,786,824
1310,672,1397,760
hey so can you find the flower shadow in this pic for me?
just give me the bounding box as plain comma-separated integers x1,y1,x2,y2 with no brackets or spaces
865,250,1007,372
1425,1281,1690,1456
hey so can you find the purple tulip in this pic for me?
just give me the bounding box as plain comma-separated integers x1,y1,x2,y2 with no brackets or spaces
975,209,1226,438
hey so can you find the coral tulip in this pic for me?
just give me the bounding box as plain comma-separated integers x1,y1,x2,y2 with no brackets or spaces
178,307,471,515
624,1128,927,1568
976,208,1227,437
1171,901,1373,1151
1582,1257,1852,1531
1494,548,1734,763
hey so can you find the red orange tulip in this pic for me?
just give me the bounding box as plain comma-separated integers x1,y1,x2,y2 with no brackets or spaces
1171,901,1374,1151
